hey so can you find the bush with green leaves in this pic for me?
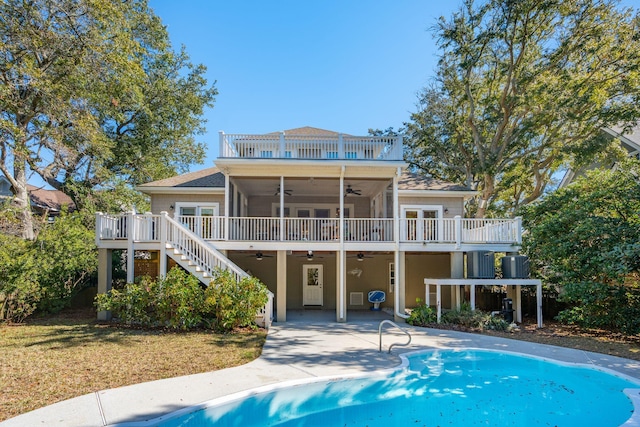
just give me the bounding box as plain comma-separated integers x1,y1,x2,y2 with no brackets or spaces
407,298,437,326
440,304,510,332
0,211,96,322
96,267,269,331
0,234,41,322
204,269,270,332
521,158,640,334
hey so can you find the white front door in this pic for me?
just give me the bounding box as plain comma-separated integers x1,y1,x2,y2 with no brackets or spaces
175,203,220,239
303,264,323,306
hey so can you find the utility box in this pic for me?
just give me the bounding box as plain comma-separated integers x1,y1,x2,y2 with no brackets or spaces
501,255,530,279
467,251,495,279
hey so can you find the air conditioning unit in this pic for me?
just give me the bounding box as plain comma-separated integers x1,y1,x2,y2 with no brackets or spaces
501,255,530,279
467,251,495,279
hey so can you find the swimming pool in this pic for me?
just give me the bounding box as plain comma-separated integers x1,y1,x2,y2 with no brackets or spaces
148,349,640,427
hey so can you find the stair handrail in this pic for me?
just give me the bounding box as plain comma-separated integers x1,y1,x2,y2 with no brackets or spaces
163,213,248,282
378,320,412,353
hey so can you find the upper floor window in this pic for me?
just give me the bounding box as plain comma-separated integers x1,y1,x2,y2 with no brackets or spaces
284,151,292,158
260,150,274,158
345,152,357,159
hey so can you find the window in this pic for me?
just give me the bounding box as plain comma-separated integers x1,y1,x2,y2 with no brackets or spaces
284,151,292,158
326,151,338,159
345,152,357,159
260,150,273,158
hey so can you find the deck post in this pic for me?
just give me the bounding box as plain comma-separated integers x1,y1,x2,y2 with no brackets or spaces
454,215,462,248
126,211,135,283
276,250,287,322
159,211,168,278
97,248,113,321
279,131,285,157
537,282,543,328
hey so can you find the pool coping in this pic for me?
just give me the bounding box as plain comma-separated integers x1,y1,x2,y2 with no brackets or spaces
3,321,640,427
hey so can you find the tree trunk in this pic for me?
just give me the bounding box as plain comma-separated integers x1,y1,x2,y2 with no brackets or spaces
475,175,495,219
12,159,35,240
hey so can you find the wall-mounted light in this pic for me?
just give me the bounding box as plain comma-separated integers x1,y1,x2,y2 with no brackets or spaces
444,208,449,214
256,252,263,261
357,252,364,262
306,250,314,261
170,205,175,210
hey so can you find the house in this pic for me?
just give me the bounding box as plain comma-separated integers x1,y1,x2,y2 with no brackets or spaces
559,125,640,188
0,176,76,218
95,127,541,327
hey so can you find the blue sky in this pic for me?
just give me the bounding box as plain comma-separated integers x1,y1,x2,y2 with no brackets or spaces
149,1,459,167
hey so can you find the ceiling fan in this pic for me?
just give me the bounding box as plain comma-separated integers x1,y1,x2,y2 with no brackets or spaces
295,250,324,260
348,252,374,261
275,186,292,196
345,184,361,196
250,252,274,261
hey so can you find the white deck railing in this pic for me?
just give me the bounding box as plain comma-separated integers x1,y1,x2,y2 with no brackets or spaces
96,214,522,245
219,131,404,161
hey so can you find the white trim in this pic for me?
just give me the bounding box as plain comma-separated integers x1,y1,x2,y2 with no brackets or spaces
398,189,476,198
137,187,224,195
174,202,220,217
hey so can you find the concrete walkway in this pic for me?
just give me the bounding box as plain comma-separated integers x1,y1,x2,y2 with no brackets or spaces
3,315,640,427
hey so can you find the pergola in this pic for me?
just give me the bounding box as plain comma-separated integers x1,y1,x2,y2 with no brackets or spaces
423,278,543,328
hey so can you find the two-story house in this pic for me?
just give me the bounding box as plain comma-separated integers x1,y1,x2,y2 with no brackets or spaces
95,127,540,327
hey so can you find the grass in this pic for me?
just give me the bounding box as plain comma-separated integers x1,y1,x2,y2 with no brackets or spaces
0,309,266,422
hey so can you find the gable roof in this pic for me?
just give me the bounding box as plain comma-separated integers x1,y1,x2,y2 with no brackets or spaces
26,185,76,213
267,126,344,137
138,167,225,189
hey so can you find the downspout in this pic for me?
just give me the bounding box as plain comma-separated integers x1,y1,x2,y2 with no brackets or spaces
394,167,409,319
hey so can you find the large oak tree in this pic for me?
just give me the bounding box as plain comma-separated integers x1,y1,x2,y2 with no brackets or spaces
405,0,640,217
0,0,217,238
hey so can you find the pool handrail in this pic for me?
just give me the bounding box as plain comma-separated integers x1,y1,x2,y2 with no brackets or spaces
378,320,412,353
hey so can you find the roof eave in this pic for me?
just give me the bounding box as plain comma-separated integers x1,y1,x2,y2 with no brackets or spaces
137,186,225,195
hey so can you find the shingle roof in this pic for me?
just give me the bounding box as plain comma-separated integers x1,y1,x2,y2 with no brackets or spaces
26,185,76,212
398,171,471,191
138,167,225,188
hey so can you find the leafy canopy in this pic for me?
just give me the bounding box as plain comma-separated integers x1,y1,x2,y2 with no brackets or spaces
405,0,640,217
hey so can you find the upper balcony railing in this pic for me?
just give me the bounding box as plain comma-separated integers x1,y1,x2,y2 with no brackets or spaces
96,214,521,246
219,131,404,161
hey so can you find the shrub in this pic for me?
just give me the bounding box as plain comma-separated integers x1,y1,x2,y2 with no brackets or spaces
204,269,269,332
0,234,41,322
96,267,269,331
155,268,205,330
440,303,511,332
407,298,437,326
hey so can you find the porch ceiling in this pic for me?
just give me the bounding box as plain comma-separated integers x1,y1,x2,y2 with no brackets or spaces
232,177,390,198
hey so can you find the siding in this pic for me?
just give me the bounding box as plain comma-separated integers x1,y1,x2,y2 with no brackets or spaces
150,194,225,215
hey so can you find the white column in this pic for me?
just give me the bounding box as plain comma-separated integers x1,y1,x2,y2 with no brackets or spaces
536,283,543,328
277,250,287,322
336,250,347,322
224,173,230,240
97,248,113,321
279,176,285,241
515,284,523,322
159,212,167,278
470,284,476,311
127,211,135,283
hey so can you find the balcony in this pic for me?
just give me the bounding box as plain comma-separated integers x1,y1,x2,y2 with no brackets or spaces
219,132,404,161
96,213,522,247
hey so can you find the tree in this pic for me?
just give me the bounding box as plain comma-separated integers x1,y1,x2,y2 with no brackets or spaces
0,0,216,239
405,0,640,217
520,158,640,333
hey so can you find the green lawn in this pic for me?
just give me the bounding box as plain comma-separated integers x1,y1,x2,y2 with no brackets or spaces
0,309,266,422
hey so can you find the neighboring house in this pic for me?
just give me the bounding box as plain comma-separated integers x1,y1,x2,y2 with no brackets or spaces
559,126,640,188
0,176,76,219
95,127,541,327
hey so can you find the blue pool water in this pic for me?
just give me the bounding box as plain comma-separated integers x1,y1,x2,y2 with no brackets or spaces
155,349,640,427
